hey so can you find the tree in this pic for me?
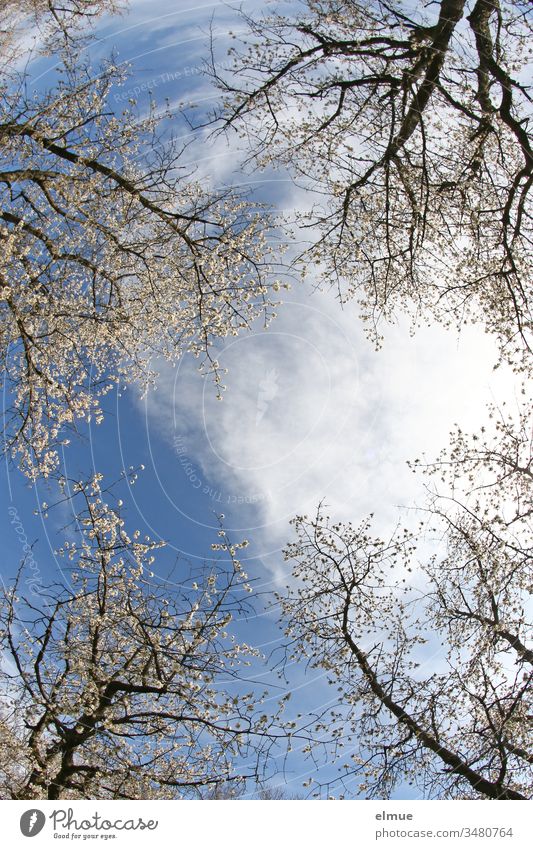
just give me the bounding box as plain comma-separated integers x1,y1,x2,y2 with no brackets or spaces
0,474,288,800
0,2,280,479
215,0,533,371
410,397,532,527
279,406,532,799
0,1,125,59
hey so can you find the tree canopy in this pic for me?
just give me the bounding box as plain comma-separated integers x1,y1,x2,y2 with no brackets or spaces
0,474,288,799
216,0,533,370
0,0,531,803
0,0,279,479
279,404,532,799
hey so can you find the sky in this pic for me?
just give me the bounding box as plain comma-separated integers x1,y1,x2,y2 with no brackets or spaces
0,0,525,798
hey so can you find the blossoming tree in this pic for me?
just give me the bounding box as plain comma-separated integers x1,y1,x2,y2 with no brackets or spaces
0,474,288,800
0,0,279,478
279,405,532,799
215,0,533,371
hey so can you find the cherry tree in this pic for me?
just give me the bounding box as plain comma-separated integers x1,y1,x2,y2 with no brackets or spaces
411,398,532,526
279,406,532,799
0,1,281,479
0,474,288,800
0,0,125,58
215,0,533,371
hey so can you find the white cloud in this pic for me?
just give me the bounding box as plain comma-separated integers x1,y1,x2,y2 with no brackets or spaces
140,278,518,584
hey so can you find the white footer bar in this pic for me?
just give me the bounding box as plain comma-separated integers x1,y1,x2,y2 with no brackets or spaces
2,799,531,848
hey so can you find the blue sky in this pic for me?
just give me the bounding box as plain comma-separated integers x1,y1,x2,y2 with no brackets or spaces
0,0,524,798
